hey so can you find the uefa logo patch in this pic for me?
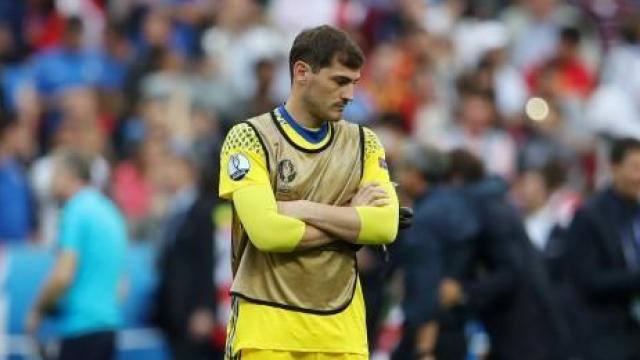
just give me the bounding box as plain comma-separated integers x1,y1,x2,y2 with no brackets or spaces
228,153,250,181
277,159,297,184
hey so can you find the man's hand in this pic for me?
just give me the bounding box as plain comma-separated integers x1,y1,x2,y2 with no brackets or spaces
351,183,389,207
439,278,465,309
25,309,42,335
415,321,438,360
188,308,215,340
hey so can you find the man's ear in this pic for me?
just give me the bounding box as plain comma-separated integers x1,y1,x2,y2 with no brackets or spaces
293,61,311,83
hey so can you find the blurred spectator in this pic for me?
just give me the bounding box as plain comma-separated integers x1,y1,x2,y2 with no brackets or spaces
405,65,451,144
580,0,637,50
154,151,220,360
501,0,582,71
452,18,507,74
201,0,286,104
0,1,27,61
0,113,36,243
0,21,23,64
586,85,640,140
392,142,478,360
361,42,415,125
111,137,163,240
98,22,132,99
26,150,128,360
473,30,528,121
31,129,110,244
449,150,571,359
443,88,516,180
526,27,596,99
24,0,64,51
517,107,575,167
269,0,340,44
565,138,640,359
30,17,114,149
518,160,581,258
600,11,640,113
30,17,106,99
123,9,174,115
237,58,280,119
30,89,111,244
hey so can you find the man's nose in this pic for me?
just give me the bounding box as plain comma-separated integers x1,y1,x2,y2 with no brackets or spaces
341,83,355,102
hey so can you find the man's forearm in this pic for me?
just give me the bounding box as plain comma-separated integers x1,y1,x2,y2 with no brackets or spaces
295,224,338,250
415,321,439,357
34,279,66,314
283,201,361,243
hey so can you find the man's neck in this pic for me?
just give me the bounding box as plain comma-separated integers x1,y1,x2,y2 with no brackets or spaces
65,183,87,202
612,183,639,203
284,95,324,129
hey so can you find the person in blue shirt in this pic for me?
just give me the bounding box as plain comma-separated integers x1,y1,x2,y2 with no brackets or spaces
26,150,128,360
0,113,36,243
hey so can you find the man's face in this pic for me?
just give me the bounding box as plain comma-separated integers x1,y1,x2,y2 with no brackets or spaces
613,150,640,199
299,57,361,122
461,95,494,132
63,29,83,51
518,171,549,213
51,162,72,203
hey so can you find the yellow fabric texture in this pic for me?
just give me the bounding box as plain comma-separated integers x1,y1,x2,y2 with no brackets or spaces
233,185,306,252
219,123,271,200
355,128,399,245
219,120,397,356
219,124,306,252
238,348,369,360
229,283,368,356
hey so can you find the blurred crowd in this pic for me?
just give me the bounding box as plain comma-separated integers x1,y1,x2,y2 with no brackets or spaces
2,0,640,359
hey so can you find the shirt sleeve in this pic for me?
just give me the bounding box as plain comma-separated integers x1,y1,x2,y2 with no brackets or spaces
219,123,271,200
58,205,83,253
354,127,400,245
219,123,306,252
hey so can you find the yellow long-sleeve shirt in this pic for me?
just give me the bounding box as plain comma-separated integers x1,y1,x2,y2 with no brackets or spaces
219,114,398,355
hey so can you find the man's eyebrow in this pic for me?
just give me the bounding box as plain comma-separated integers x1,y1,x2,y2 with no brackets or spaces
332,75,361,83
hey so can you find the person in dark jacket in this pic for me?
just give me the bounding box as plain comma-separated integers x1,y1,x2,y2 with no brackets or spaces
155,151,220,360
565,137,640,360
450,150,573,360
392,142,479,360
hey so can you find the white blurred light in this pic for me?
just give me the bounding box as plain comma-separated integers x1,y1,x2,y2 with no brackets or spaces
525,97,549,122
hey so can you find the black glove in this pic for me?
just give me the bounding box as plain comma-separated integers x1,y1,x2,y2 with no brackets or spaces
399,206,413,229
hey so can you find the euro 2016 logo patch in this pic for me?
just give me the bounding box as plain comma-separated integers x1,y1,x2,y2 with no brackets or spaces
277,159,297,184
228,153,250,181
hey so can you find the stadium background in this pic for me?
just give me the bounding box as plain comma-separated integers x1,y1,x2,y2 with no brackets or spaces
0,0,640,358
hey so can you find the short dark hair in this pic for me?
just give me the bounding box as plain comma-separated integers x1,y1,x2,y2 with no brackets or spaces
447,149,485,183
540,159,568,192
65,16,84,35
610,137,640,165
289,25,364,80
57,150,92,183
560,27,581,46
401,141,449,183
